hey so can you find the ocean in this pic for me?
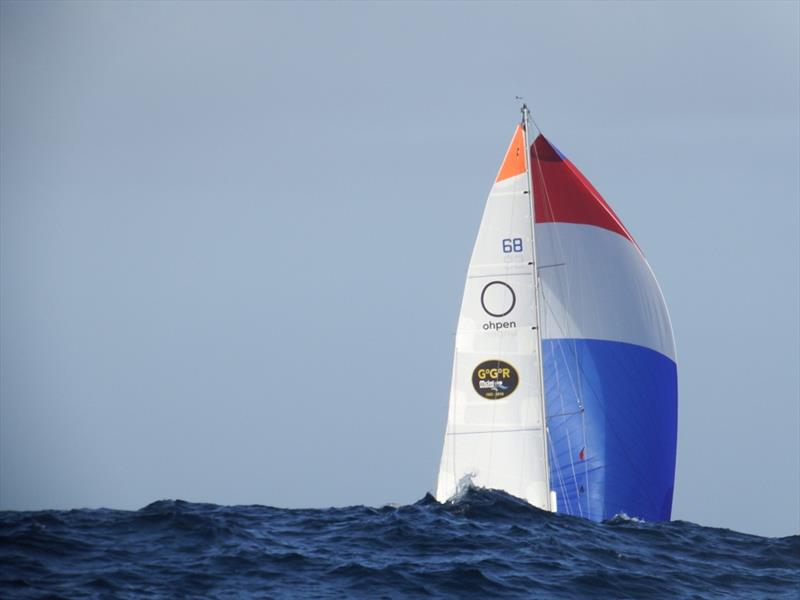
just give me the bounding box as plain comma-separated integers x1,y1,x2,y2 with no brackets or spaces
1,488,797,598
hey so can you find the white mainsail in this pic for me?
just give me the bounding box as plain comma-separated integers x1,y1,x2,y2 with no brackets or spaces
435,118,553,509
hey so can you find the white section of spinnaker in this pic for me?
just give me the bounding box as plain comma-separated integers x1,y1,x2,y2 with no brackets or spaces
435,171,550,509
536,223,676,361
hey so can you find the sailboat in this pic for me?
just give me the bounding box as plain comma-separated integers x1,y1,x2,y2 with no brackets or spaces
435,106,677,522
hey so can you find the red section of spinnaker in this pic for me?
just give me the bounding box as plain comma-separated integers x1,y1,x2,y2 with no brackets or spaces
530,135,635,244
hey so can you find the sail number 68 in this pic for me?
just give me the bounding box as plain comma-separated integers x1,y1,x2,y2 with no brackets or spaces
502,238,523,253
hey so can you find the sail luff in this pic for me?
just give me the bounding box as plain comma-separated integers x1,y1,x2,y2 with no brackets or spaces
521,105,553,511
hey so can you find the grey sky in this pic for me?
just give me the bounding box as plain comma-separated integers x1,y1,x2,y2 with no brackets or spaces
1,1,797,537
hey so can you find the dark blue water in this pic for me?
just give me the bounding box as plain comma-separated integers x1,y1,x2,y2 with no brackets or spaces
1,488,797,599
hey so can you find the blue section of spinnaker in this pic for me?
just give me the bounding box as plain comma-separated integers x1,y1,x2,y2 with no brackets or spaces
543,338,677,522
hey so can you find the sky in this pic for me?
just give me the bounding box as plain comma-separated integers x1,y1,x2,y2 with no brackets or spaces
1,1,798,538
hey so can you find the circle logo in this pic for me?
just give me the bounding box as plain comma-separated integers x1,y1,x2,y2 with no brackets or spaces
480,281,516,318
472,360,519,400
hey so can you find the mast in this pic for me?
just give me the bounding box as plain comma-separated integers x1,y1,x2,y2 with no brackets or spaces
521,104,553,512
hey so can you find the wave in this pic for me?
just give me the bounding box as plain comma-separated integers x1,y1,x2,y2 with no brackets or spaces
1,489,798,598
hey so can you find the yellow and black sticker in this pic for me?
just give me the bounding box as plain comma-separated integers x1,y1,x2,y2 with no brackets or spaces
472,360,519,400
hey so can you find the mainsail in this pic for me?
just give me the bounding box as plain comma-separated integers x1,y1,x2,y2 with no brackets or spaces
435,121,553,510
436,109,678,522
